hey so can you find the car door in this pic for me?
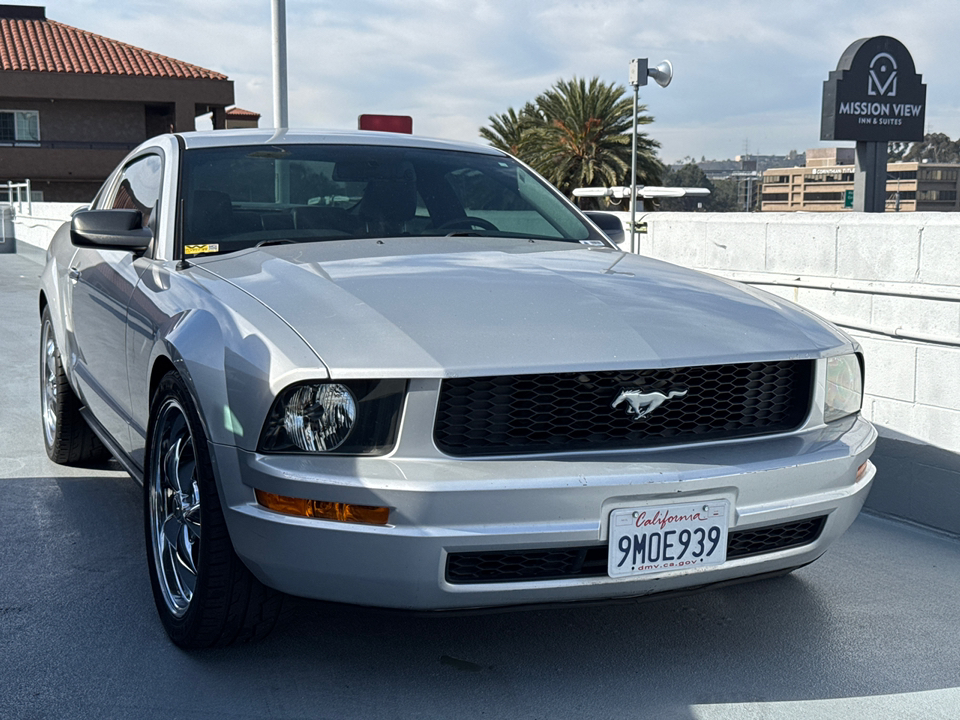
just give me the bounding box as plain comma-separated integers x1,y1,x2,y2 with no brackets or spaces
68,153,163,457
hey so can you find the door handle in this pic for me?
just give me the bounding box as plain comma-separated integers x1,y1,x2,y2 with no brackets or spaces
68,267,81,282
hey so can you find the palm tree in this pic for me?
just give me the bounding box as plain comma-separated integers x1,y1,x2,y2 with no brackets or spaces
481,77,662,202
479,102,539,157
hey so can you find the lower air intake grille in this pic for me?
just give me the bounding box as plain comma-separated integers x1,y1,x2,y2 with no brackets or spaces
445,516,827,584
434,361,814,456
725,515,827,560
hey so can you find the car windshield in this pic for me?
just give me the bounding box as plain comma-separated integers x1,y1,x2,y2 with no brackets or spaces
179,144,604,258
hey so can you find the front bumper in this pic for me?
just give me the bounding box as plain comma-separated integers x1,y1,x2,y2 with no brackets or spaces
209,415,876,610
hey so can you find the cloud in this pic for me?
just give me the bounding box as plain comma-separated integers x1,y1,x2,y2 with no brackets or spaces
45,0,960,160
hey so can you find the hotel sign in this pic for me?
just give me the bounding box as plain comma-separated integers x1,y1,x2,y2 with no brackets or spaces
821,36,926,142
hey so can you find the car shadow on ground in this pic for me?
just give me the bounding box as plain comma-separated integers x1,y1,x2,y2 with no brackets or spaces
4,474,959,720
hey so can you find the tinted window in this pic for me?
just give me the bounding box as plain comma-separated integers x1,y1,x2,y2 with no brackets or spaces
179,144,602,258
111,154,163,231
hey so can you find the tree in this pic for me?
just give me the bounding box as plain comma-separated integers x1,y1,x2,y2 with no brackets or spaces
655,164,744,212
904,133,960,163
888,140,910,162
659,163,713,212
889,133,960,163
480,77,662,205
478,102,538,157
710,178,741,212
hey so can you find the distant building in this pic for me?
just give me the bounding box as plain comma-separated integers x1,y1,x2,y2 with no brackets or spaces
669,153,805,212
225,107,261,130
0,4,234,200
760,147,960,212
670,152,805,181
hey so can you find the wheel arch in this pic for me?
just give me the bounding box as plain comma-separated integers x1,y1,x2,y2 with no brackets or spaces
146,338,221,452
148,355,178,414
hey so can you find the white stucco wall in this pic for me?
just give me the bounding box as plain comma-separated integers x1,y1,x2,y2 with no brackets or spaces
13,204,960,529
10,201,83,254
15,205,960,456
630,212,960,456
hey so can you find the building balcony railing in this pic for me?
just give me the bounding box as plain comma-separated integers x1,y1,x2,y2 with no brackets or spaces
0,140,139,151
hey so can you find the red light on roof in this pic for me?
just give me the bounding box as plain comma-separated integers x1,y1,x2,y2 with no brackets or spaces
358,114,413,134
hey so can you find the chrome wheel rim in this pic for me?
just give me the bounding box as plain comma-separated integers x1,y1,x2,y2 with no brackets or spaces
149,398,201,618
41,321,59,448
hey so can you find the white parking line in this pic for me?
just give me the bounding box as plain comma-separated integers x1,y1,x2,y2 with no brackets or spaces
691,687,960,720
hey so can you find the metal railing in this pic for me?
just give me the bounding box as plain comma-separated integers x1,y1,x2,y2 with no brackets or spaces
3,180,32,215
0,139,137,151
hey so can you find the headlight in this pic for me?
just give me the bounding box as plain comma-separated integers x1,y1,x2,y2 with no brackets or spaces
259,379,405,454
283,383,357,451
824,353,863,423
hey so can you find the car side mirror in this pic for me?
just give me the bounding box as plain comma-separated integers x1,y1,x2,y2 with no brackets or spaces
70,209,152,251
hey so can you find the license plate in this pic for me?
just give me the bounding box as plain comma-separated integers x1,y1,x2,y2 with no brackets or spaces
608,501,729,578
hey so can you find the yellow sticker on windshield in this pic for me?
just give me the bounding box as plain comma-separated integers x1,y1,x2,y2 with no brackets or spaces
184,244,219,255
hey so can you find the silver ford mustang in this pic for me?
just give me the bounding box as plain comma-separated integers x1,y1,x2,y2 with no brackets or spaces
39,129,876,647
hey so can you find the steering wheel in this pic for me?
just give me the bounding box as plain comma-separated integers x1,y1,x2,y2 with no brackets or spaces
436,216,499,233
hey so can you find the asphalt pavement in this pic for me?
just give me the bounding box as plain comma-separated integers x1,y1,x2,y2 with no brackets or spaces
1,251,959,720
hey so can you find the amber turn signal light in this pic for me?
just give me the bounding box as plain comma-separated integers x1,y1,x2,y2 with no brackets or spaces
255,489,390,525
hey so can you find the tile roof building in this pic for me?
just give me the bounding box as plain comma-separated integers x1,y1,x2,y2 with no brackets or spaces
0,4,235,200
224,106,261,129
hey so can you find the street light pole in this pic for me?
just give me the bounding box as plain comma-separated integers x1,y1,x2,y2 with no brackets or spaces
629,75,640,254
272,0,289,130
628,58,672,254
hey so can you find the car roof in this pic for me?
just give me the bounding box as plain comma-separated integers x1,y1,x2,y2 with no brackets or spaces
177,128,506,156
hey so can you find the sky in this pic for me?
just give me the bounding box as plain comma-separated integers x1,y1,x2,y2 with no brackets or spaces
41,0,960,163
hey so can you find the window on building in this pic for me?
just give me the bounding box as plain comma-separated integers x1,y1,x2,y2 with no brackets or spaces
0,110,40,143
917,189,957,202
761,193,789,202
919,169,957,182
803,172,854,183
803,192,844,202
888,170,917,181
887,191,916,201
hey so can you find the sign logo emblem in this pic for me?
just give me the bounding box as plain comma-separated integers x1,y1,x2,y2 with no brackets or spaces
611,388,688,420
868,52,897,97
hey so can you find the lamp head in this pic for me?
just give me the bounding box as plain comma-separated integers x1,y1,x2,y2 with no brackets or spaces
648,60,673,88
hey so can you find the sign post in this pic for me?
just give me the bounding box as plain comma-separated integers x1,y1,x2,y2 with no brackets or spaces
821,36,926,212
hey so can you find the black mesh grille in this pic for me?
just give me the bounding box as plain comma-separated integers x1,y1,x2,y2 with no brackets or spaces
725,516,827,560
445,516,827,584
434,361,813,456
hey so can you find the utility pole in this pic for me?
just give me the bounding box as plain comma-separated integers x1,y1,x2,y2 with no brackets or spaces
272,0,288,130
628,58,672,251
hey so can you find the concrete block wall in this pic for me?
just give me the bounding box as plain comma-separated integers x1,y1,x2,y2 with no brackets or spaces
10,202,84,261
13,205,960,533
636,212,960,534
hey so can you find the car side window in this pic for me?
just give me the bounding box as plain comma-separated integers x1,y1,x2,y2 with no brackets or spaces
108,154,163,255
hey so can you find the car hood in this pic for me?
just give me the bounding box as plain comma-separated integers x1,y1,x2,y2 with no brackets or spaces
195,237,851,377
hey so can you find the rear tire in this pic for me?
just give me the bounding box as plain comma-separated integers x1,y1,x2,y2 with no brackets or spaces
40,306,108,464
144,371,282,648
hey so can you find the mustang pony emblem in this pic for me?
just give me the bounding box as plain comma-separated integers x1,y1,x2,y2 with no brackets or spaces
611,388,688,420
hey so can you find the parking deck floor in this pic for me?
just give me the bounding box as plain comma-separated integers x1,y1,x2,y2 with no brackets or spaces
2,252,958,719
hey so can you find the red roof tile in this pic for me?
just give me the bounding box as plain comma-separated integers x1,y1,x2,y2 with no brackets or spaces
225,106,260,119
0,15,227,80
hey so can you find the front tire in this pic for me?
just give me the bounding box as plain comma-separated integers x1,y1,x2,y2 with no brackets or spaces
145,371,282,648
40,306,108,464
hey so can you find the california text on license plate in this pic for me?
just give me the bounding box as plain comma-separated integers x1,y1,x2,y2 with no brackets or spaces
608,501,729,578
